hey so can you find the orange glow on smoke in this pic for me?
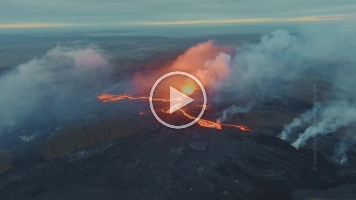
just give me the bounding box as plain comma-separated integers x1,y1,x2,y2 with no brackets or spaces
132,41,231,96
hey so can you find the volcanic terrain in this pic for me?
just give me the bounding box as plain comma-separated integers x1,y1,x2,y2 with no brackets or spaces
0,32,355,200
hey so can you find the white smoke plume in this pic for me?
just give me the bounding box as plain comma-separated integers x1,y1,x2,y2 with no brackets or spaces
332,131,355,165
218,104,252,123
277,28,356,158
291,101,356,148
0,46,113,128
216,25,356,163
334,144,348,165
219,26,356,103
218,30,307,101
280,104,320,140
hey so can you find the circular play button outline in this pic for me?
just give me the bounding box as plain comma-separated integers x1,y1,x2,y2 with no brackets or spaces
149,71,207,129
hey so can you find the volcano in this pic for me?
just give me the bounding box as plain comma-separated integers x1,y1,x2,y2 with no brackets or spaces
1,88,356,200
0,34,356,200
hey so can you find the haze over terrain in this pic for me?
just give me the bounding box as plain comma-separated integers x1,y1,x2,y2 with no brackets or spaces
0,0,356,199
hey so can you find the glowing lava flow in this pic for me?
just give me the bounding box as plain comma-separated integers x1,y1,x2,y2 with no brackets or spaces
160,107,250,131
97,94,170,103
97,93,251,132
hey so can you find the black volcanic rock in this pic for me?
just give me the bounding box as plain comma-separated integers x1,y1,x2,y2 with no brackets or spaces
0,126,355,200
231,111,300,127
189,140,208,151
39,116,149,160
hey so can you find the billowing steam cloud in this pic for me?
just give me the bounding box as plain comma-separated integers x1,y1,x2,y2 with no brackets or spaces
170,41,231,91
0,46,112,130
218,30,307,101
219,28,356,101
195,52,231,91
290,101,356,148
218,26,356,163
133,40,231,95
280,105,320,140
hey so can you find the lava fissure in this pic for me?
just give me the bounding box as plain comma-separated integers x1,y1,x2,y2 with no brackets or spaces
97,93,251,131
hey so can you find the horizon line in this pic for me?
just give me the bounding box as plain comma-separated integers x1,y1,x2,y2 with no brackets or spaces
1,15,355,29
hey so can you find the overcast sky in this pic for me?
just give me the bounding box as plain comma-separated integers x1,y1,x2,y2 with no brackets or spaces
0,0,355,28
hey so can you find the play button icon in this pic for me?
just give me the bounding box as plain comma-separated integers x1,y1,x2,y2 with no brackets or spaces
149,71,207,129
169,86,194,114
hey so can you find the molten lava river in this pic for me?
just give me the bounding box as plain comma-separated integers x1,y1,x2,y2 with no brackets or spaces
97,88,251,132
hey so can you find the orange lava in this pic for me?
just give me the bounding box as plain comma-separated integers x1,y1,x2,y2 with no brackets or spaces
161,107,221,129
97,94,171,103
162,107,251,131
97,93,251,132
221,124,252,131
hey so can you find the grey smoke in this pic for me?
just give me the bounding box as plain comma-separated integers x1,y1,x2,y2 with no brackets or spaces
280,104,320,140
334,144,348,165
218,104,252,123
333,135,351,165
218,30,308,102
220,26,356,102
332,128,356,165
216,25,356,163
291,101,356,148
280,31,356,154
0,46,113,129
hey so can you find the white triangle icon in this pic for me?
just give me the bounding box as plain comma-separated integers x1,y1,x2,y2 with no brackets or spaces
169,86,194,114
